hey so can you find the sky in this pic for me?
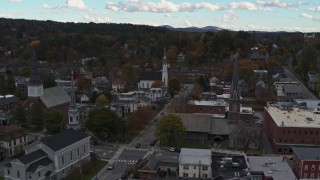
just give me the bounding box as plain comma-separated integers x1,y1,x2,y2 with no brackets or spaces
1,0,320,32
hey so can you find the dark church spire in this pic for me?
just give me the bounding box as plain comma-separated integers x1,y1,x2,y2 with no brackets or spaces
70,71,76,107
230,53,240,101
29,49,42,86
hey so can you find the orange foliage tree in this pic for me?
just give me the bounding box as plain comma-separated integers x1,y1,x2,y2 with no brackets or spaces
128,107,155,135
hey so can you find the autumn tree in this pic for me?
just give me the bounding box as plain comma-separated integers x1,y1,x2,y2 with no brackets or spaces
45,109,63,134
128,107,155,135
86,108,126,142
95,95,109,105
152,80,162,88
76,76,92,92
157,114,186,147
168,78,181,94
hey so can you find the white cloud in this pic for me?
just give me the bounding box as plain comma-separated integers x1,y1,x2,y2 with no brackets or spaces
65,0,87,10
105,0,223,13
300,13,312,19
42,4,52,9
184,20,193,27
221,24,316,32
6,0,22,2
84,15,112,23
223,13,237,22
164,13,172,17
310,6,320,12
300,13,320,21
229,2,257,11
256,0,289,8
0,13,14,18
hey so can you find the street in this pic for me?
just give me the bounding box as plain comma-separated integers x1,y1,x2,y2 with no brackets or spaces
95,84,193,180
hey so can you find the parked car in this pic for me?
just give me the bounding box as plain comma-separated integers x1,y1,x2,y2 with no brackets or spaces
135,143,141,148
107,161,115,170
169,147,175,152
175,148,181,153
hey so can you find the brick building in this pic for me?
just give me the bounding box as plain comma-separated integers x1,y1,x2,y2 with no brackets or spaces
292,147,320,179
264,104,320,154
187,100,226,115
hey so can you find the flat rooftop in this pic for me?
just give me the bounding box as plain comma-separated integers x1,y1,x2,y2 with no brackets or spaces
292,147,320,160
265,106,320,128
188,100,226,106
179,148,211,166
247,156,296,180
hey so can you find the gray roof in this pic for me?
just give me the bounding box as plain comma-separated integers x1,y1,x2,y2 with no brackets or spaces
178,113,211,133
41,129,89,152
0,95,19,106
40,86,70,108
18,149,47,164
27,157,53,172
283,85,303,94
179,148,211,165
293,147,320,160
248,156,296,180
139,72,162,81
177,113,233,135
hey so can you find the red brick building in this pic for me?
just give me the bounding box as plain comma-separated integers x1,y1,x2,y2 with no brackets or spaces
264,105,320,154
292,147,320,179
187,100,226,115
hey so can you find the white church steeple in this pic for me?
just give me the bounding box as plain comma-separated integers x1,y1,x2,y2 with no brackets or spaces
162,48,168,87
28,50,43,99
67,71,81,130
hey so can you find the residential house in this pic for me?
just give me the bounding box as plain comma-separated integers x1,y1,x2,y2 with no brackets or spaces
0,124,26,159
3,129,90,180
0,95,19,112
201,92,217,101
138,72,162,90
111,79,125,92
145,88,164,102
264,102,320,154
93,76,110,92
179,148,212,179
0,113,11,126
247,156,296,180
272,66,285,77
255,80,267,101
307,71,319,91
137,153,178,179
274,80,303,102
253,70,268,82
249,50,267,61
292,147,320,179
238,79,249,95
176,52,186,62
170,67,219,83
80,93,90,102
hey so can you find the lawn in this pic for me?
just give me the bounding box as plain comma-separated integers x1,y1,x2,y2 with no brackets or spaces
242,103,266,109
0,176,4,180
180,141,211,149
66,158,107,180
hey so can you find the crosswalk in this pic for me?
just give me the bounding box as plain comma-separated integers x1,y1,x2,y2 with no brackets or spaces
125,147,150,151
114,159,138,164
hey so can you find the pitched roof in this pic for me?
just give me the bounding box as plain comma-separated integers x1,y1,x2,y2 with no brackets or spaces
41,129,89,152
40,86,70,108
178,113,211,133
27,157,53,172
293,147,320,160
139,72,162,81
18,149,47,164
0,124,25,141
0,95,19,106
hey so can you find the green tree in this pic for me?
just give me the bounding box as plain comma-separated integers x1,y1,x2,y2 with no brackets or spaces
5,75,16,94
45,109,63,134
28,103,45,131
157,114,186,147
43,73,57,89
86,108,126,142
12,104,27,127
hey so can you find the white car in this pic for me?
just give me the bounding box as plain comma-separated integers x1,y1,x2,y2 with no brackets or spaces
169,147,175,152
107,161,115,170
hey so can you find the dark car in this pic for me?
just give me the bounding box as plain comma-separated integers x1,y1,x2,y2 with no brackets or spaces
150,139,158,146
175,148,181,153
135,143,141,148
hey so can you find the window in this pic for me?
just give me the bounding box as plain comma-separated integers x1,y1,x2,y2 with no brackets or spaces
62,155,64,165
193,174,196,178
38,171,41,177
288,130,291,134
312,165,315,170
305,131,307,134
62,169,65,175
183,165,189,170
194,166,196,169
318,173,320,178
202,166,208,170
70,151,73,160
78,148,80,157
304,173,307,178
202,174,208,178
17,170,20,178
283,130,285,134
7,169,10,175
14,139,16,146
83,144,86,153
183,173,188,177
311,173,314,178
304,165,308,170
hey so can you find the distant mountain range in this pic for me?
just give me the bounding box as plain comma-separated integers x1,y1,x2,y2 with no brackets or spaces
160,25,224,33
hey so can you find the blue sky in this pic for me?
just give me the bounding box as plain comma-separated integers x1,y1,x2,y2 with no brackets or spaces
1,0,320,32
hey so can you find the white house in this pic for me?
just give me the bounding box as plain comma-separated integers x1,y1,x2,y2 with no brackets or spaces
179,148,212,179
112,79,125,92
145,88,163,102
